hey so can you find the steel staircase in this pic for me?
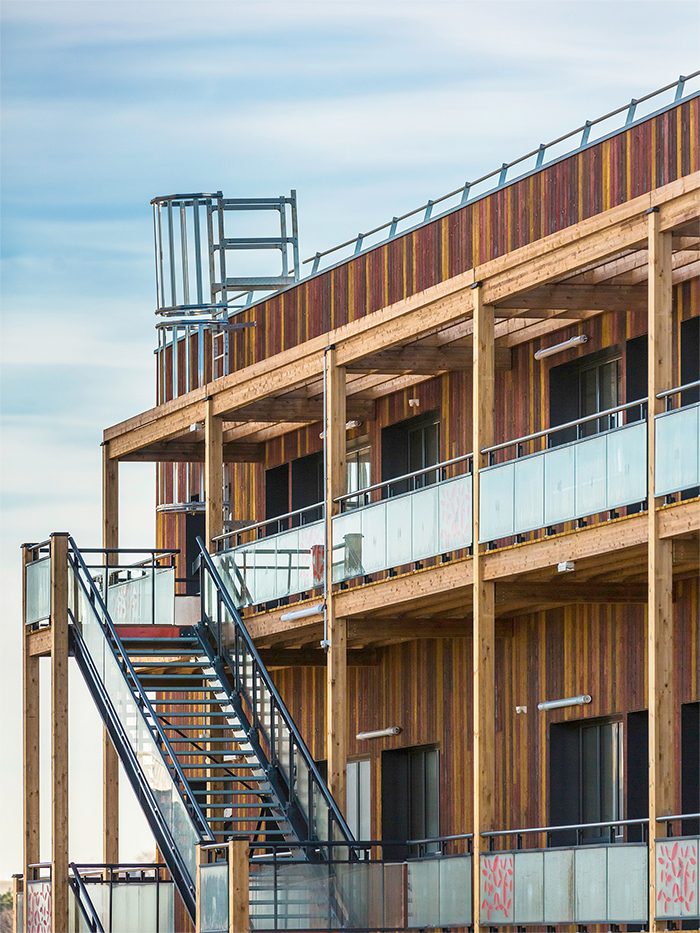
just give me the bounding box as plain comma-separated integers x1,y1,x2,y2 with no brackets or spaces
66,536,352,925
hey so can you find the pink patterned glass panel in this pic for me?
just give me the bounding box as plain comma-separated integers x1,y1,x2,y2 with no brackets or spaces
481,852,514,922
656,839,699,917
26,881,52,933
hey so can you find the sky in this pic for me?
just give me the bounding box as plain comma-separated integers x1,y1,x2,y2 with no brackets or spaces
1,0,698,882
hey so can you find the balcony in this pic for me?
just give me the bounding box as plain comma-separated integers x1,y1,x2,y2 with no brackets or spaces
213,388,699,612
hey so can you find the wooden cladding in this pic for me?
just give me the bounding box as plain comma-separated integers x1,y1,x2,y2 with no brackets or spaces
270,579,698,839
237,101,697,368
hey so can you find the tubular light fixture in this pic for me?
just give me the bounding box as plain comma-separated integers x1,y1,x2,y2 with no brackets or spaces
534,335,588,360
538,694,592,711
279,603,325,622
356,726,402,740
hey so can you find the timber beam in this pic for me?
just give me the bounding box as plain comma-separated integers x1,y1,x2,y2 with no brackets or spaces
495,283,647,313
258,647,378,666
346,346,512,373
119,441,265,463
230,397,374,423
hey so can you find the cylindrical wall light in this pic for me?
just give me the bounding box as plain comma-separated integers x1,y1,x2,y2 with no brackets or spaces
534,335,588,360
356,726,402,740
538,694,592,711
279,603,324,622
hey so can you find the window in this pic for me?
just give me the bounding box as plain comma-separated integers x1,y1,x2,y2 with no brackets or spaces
578,355,622,437
549,348,621,446
550,718,624,845
381,410,440,496
347,758,371,840
346,445,371,509
381,745,439,860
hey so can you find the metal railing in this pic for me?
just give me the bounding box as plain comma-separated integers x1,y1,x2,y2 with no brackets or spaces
197,539,354,849
302,73,699,275
483,816,650,848
214,501,325,548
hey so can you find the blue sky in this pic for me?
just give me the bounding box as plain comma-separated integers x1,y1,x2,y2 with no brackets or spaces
1,0,698,881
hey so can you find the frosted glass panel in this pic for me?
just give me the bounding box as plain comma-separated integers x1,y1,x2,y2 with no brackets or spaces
606,422,647,506
407,859,439,928
362,501,388,574
107,567,175,627
575,846,607,921
411,486,439,561
112,884,159,933
655,404,700,496
480,462,515,541
25,557,51,625
574,434,607,516
544,446,575,525
439,855,472,926
513,454,544,533
607,845,647,922
199,863,229,933
514,851,544,922
385,497,413,566
656,836,700,918
543,849,574,922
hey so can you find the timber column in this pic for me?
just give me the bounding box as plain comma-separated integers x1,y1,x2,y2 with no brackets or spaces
324,345,348,811
22,545,40,905
646,208,674,930
471,285,496,932
50,532,69,933
102,442,120,864
205,396,224,552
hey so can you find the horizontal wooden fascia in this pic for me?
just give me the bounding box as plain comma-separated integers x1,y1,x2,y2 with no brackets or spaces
119,441,265,463
258,647,378,667
346,346,512,373
495,283,647,313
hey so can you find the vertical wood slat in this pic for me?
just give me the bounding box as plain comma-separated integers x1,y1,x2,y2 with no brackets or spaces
205,397,224,551
324,346,348,811
228,838,249,933
22,544,40,900
471,286,496,930
102,442,120,864
50,532,69,933
647,209,674,931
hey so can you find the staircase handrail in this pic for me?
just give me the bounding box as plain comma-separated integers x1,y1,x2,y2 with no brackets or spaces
196,537,354,842
68,863,105,933
67,537,213,842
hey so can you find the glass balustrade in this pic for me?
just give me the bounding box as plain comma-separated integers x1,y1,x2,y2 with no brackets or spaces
94,567,176,627
655,401,700,497
407,854,472,928
70,565,201,884
479,421,647,542
25,557,51,625
215,521,324,608
332,473,473,584
479,844,647,925
199,862,229,933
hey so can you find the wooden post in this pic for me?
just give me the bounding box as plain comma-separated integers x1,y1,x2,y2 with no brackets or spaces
647,210,674,931
11,874,21,933
205,396,224,552
471,287,496,932
324,346,348,812
22,545,39,920
102,442,120,865
50,532,69,933
228,839,249,933
195,843,203,933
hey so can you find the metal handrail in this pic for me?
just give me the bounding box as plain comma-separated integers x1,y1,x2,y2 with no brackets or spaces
482,817,648,837
213,501,325,544
655,812,700,821
67,537,213,844
656,379,700,399
481,397,648,455
69,864,105,933
334,451,473,504
302,73,699,273
196,537,354,843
